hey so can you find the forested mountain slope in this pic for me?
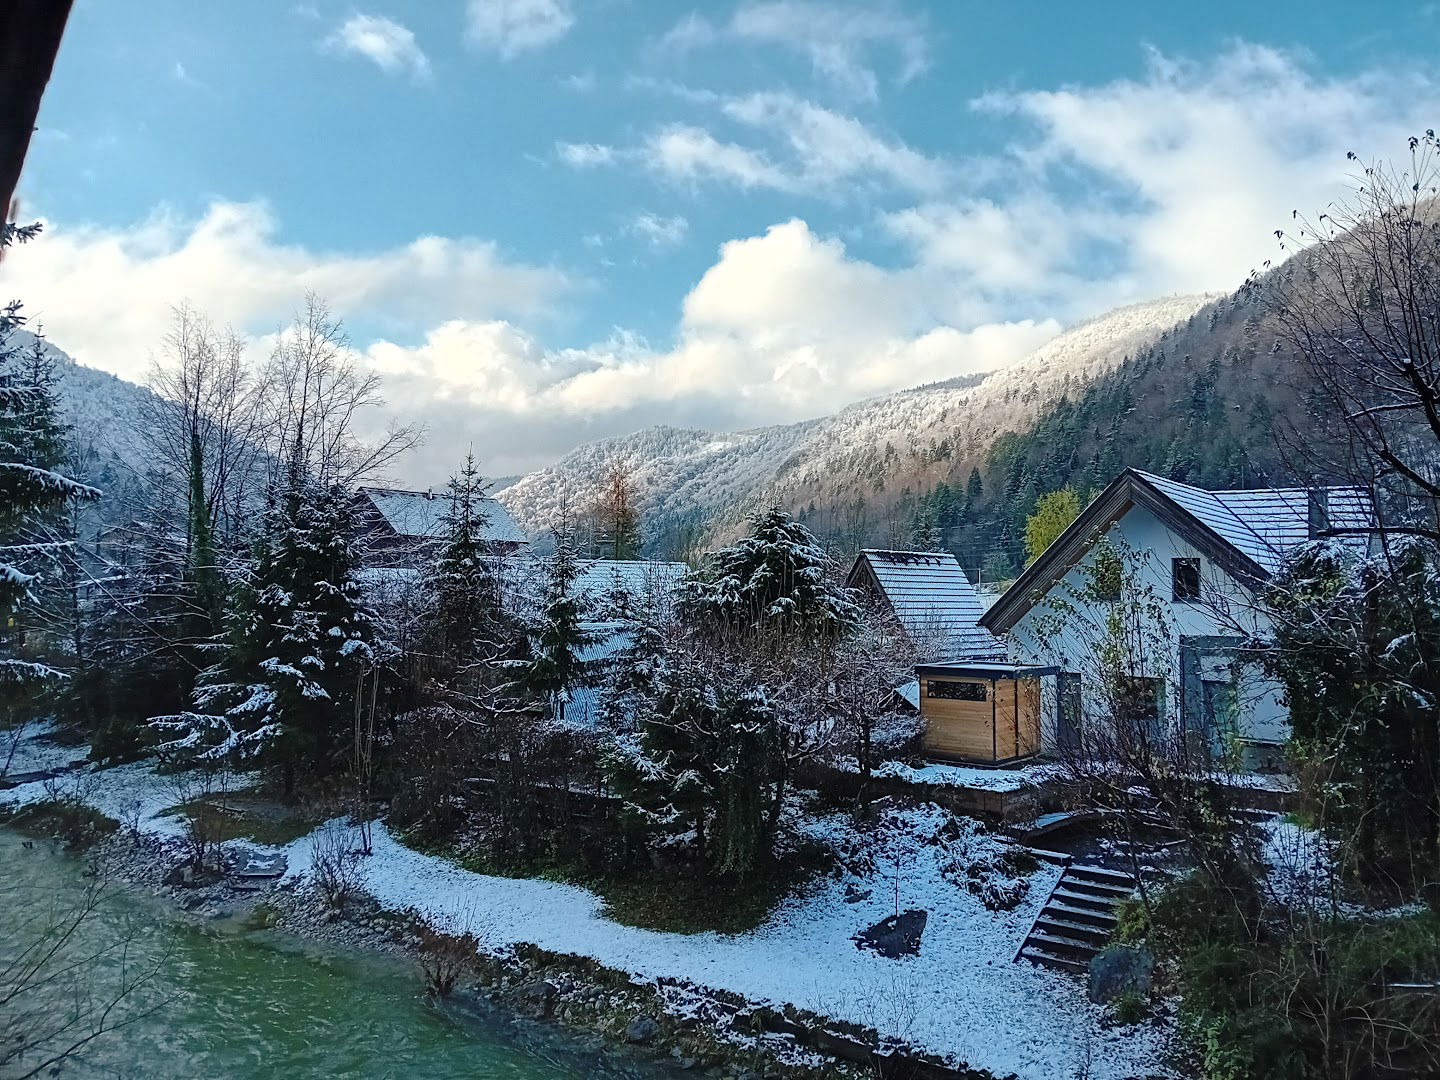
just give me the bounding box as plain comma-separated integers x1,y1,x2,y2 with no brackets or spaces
497,294,1217,557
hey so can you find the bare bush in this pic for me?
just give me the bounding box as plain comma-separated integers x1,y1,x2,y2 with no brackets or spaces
308,822,361,911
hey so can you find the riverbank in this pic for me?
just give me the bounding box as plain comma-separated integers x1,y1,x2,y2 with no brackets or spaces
0,724,1174,1079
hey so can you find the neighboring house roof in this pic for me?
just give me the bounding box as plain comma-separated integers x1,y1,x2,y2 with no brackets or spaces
356,485,528,546
573,559,689,605
981,468,1373,635
847,549,1003,660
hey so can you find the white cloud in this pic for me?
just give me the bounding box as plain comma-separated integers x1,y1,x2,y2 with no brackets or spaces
323,14,431,82
465,0,574,59
5,200,569,384
562,95,946,198
628,212,689,249
355,219,1056,475
642,125,793,190
722,92,948,193
555,141,616,168
920,42,1440,311
657,1,929,102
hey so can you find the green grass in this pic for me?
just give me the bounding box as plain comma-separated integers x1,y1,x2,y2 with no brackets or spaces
162,795,325,848
394,826,828,935
1,798,119,850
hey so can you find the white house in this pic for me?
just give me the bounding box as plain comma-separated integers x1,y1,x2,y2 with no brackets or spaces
977,469,1371,768
352,485,529,567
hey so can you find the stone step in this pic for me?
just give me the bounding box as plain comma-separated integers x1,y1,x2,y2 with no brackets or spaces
1027,929,1103,960
1058,876,1133,900
1051,886,1120,912
1019,945,1087,975
1046,900,1119,929
1034,914,1112,944
1068,864,1137,886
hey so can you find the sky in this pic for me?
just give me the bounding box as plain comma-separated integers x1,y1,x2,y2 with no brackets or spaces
8,0,1440,483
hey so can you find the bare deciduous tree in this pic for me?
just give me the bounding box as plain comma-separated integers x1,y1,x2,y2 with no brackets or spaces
260,293,420,489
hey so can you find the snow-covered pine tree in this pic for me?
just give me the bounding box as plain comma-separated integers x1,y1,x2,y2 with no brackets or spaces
513,524,594,724
420,453,512,694
158,459,372,790
0,281,97,698
605,657,782,878
677,506,858,648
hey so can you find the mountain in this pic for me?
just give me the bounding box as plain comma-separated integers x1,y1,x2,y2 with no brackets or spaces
496,293,1218,554
9,331,158,490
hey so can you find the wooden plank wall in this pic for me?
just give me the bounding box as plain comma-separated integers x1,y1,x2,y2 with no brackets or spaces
921,676,1043,763
921,678,995,760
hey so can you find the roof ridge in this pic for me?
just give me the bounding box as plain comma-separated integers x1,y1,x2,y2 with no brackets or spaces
1134,470,1279,563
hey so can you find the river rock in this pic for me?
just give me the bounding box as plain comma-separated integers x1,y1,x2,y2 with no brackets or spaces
624,1015,661,1044
518,978,557,1018
1088,945,1154,1004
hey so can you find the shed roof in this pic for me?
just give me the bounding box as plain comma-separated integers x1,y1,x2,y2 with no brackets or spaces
357,485,527,546
850,549,1003,660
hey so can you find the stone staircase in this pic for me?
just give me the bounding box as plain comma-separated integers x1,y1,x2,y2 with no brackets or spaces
1015,863,1138,975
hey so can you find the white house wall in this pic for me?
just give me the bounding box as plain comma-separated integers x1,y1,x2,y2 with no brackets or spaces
1005,501,1289,752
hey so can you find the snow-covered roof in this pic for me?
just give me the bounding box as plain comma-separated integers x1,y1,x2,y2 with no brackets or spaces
984,468,1376,634
572,559,688,604
1135,471,1372,574
852,549,1003,661
357,485,527,546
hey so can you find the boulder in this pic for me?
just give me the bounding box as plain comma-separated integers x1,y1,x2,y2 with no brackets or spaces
624,1014,661,1044
518,979,557,1018
1088,945,1154,1004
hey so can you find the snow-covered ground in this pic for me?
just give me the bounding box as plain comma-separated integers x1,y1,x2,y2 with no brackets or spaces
869,759,1064,793
1,730,1172,1079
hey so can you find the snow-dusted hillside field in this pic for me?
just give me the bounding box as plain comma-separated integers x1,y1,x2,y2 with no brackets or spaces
497,293,1216,538
1,726,1171,1080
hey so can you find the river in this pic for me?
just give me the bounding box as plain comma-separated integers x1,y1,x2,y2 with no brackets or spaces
0,830,680,1079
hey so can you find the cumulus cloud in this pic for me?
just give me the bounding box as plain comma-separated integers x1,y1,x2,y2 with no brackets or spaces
323,14,431,82
465,0,575,58
5,201,570,383
356,220,1057,476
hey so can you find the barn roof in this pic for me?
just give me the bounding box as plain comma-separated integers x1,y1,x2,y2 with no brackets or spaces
356,485,527,546
849,549,1003,661
982,469,1374,634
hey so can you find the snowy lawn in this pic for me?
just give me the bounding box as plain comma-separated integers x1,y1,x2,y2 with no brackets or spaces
0,730,1172,1080
869,758,1064,793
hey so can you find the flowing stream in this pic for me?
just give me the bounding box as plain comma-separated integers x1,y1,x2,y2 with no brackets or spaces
0,829,679,1079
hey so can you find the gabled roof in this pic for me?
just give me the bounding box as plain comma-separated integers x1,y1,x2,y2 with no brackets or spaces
847,549,1003,660
356,485,527,546
981,468,1373,635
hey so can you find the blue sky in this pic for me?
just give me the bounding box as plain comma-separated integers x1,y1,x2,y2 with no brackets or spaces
11,0,1440,480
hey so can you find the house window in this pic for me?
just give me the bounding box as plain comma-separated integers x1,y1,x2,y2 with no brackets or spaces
1172,557,1201,602
927,680,988,702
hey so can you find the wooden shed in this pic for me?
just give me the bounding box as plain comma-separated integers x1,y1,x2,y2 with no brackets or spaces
916,662,1055,765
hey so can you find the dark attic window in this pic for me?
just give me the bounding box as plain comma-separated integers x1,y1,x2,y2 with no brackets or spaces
1172,557,1201,602
927,680,988,701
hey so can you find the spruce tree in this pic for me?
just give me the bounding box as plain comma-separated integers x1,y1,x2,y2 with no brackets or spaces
0,294,96,697
160,460,372,789
514,525,594,723
424,452,507,685
678,507,857,647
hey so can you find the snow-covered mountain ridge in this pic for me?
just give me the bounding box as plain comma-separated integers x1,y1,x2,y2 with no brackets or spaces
496,293,1219,545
